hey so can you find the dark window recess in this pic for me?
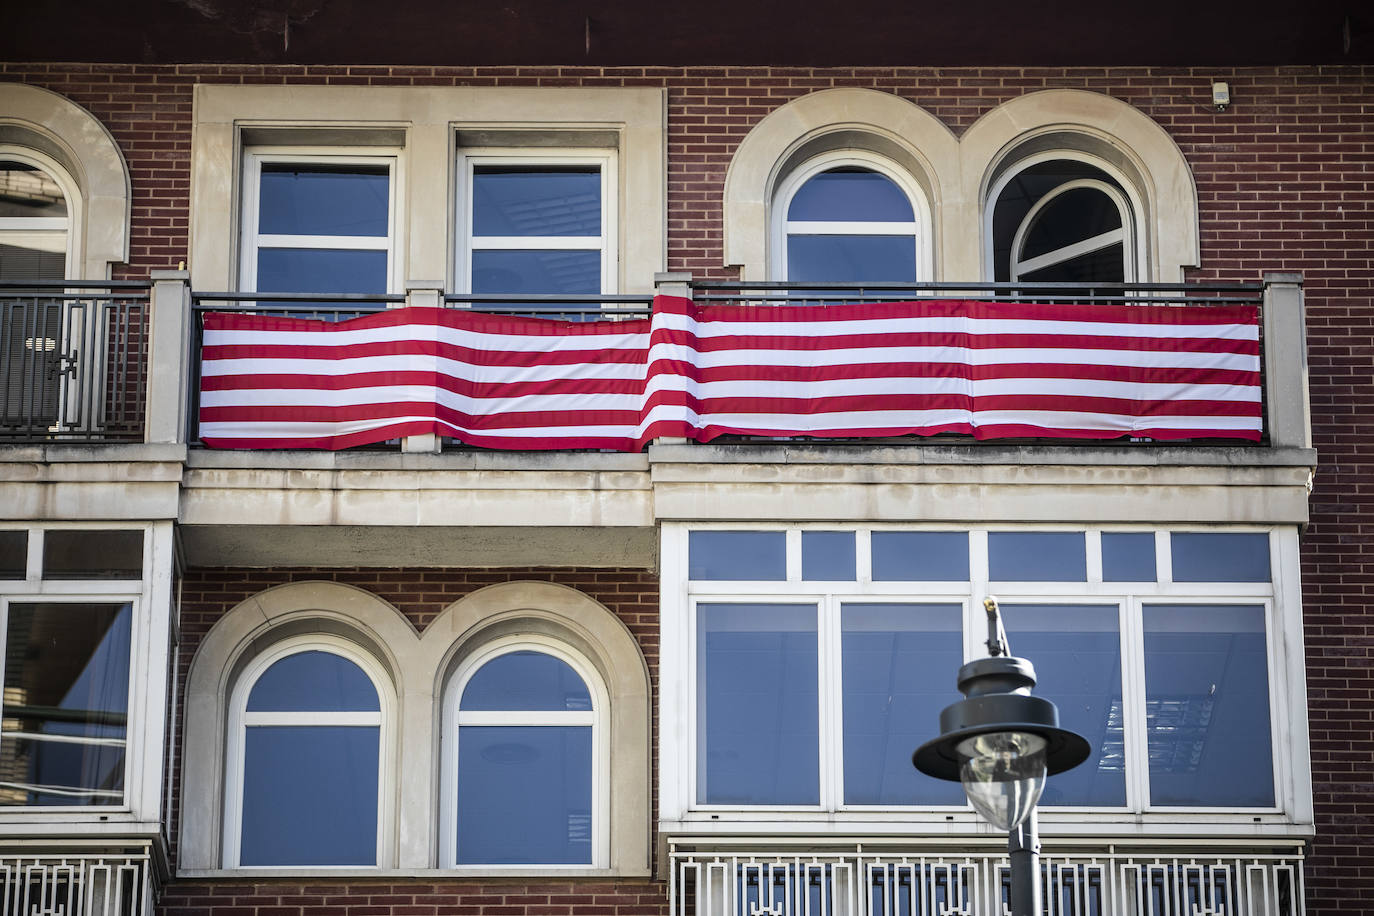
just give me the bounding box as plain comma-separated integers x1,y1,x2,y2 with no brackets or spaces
42,530,143,579
0,531,26,578
991,159,1129,284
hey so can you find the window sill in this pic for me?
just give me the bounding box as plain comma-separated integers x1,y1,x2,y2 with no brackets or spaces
177,867,652,880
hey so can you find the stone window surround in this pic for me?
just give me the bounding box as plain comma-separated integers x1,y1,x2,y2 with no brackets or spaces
723,87,1200,283
179,579,652,876
189,84,666,296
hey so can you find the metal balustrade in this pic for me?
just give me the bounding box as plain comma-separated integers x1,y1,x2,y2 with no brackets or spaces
0,284,150,442
0,852,152,916
670,846,1304,916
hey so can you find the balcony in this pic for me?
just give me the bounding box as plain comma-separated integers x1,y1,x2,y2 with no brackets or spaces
0,849,155,916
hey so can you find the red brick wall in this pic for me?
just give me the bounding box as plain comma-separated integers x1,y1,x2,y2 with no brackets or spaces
2,63,1370,913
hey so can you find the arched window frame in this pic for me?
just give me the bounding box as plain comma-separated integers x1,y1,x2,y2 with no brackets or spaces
222,633,396,869
0,146,80,282
438,634,611,868
984,150,1147,285
768,150,933,283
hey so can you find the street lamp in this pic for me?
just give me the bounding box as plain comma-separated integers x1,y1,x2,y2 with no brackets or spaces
912,598,1090,916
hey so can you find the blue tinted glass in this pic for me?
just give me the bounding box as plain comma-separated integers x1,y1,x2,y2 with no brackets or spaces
460,651,591,711
471,249,600,297
240,725,379,865
457,725,592,864
988,532,1087,581
841,604,966,805
1143,604,1274,807
871,532,969,581
1170,533,1270,582
698,603,818,805
247,651,380,712
801,531,855,581
1102,533,1157,582
473,167,600,237
1001,604,1126,807
689,531,786,581
786,235,917,284
259,165,389,237
20,740,124,806
256,248,387,295
788,169,914,222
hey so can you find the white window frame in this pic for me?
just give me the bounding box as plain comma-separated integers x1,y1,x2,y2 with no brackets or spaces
0,147,79,282
439,634,610,868
455,151,617,299
222,634,395,869
238,149,401,295
984,150,1147,284
0,524,170,827
769,151,932,283
660,523,1310,839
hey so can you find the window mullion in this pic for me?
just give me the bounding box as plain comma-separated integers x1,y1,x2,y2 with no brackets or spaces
1122,593,1149,813
820,594,840,810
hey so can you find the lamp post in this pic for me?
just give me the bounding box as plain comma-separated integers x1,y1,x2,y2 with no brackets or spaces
912,598,1090,916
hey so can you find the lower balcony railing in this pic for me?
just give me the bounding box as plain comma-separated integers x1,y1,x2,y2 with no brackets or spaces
0,851,152,916
670,845,1305,916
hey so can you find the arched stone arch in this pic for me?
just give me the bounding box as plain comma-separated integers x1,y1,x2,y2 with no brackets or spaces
960,89,1200,281
180,581,415,870
0,83,131,277
722,88,961,281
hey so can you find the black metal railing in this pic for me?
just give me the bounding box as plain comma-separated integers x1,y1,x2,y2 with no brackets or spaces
442,293,655,320
687,280,1265,307
0,282,151,443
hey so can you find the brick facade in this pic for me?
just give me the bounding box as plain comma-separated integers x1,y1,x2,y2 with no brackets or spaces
1,62,1369,913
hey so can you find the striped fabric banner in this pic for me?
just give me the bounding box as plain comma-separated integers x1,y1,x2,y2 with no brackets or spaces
198,294,1262,449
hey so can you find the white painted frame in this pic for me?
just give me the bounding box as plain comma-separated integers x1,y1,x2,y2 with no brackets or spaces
455,151,617,298
438,635,611,868
0,523,174,834
984,151,1145,285
222,633,396,868
659,523,1313,840
769,151,931,282
238,149,401,295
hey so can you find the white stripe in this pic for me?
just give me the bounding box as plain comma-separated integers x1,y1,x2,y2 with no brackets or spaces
202,354,648,381
205,324,648,352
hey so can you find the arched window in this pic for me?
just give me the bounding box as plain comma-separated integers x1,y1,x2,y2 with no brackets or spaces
988,156,1139,284
0,152,72,284
224,638,391,867
772,154,925,283
440,639,607,866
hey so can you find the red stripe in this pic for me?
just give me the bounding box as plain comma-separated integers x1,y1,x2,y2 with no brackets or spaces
202,339,647,366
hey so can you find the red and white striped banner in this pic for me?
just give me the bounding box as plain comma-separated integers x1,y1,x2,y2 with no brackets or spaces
199,295,1261,450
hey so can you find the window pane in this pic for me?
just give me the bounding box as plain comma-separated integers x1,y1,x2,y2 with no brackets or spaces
1020,187,1123,260
256,248,387,295
473,167,600,237
259,164,389,237
42,530,142,579
247,651,380,712
461,651,591,711
841,603,966,805
689,531,785,581
1170,533,1271,582
786,235,916,284
1001,604,1127,807
801,531,855,581
0,162,68,218
788,169,914,222
0,603,131,806
1102,532,1157,582
991,159,1125,283
988,531,1086,581
698,603,818,805
471,249,601,298
0,241,65,285
457,725,592,864
871,532,969,581
0,531,27,578
240,725,379,865
1018,244,1125,284
1143,604,1274,807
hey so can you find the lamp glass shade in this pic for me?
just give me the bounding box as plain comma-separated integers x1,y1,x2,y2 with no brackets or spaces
956,731,1048,831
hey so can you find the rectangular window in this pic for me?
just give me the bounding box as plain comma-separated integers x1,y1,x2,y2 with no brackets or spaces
458,154,615,314
0,601,132,806
669,525,1294,824
240,153,396,303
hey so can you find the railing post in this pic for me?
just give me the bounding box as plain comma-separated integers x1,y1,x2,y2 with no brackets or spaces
652,272,692,446
1262,272,1311,450
399,284,443,455
146,269,191,444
